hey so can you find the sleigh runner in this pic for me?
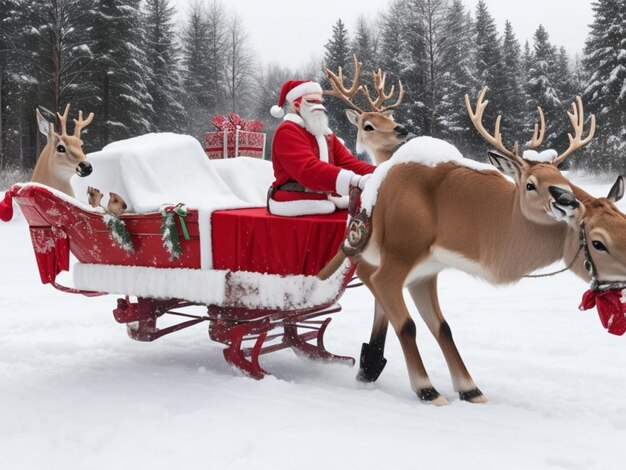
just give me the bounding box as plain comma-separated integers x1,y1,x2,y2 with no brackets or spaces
11,133,358,379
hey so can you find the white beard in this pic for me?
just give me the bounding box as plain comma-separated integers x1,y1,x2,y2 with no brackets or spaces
300,103,330,137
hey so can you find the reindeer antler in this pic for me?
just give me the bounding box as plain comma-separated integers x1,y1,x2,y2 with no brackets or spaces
465,86,520,160
527,106,546,149
361,69,404,112
323,54,366,113
553,96,596,167
57,104,71,136
73,110,95,138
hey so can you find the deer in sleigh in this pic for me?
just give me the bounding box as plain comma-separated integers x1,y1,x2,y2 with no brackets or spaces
320,85,626,405
32,103,95,196
1,104,126,221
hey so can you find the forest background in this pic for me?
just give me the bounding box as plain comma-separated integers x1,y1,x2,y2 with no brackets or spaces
0,0,624,186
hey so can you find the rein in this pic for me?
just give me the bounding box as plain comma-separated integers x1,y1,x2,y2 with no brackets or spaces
525,221,626,292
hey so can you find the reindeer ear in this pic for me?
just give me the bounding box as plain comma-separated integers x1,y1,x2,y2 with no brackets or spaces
487,151,522,181
607,175,624,202
345,109,360,127
36,108,50,137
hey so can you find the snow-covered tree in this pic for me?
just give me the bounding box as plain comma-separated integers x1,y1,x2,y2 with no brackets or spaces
30,0,97,114
499,20,527,146
583,0,626,172
376,0,412,131
143,0,185,132
90,0,153,148
181,1,215,140
322,18,354,143
351,16,376,73
437,0,474,150
525,25,563,149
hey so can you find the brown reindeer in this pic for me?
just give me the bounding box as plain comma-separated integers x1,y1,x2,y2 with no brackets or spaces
320,87,612,405
323,55,409,165
32,104,94,197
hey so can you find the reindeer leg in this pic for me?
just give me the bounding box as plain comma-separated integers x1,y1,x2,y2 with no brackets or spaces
355,261,389,382
408,276,487,404
370,260,448,405
358,302,388,382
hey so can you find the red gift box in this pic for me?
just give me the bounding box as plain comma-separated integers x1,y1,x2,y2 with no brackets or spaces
205,114,266,159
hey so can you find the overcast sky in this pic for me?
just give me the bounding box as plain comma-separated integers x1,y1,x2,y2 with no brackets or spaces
172,0,593,69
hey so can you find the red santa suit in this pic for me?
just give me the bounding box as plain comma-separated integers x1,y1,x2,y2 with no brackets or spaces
268,113,375,216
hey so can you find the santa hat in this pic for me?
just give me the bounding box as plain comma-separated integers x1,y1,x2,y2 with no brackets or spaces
270,80,323,118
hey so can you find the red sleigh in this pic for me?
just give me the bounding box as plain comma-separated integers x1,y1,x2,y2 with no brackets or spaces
9,134,358,379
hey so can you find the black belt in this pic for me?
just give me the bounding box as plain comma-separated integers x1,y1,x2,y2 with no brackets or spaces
277,181,314,193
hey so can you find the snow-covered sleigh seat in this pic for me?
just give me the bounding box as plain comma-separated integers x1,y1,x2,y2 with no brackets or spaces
13,133,356,378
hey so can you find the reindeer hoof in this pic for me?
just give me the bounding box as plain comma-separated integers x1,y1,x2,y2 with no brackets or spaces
459,388,488,404
417,387,449,406
356,342,387,383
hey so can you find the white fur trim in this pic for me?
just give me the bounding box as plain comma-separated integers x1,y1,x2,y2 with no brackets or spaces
286,82,323,103
328,195,349,209
316,134,329,163
523,149,558,163
268,197,336,217
73,260,353,311
336,169,356,196
271,105,285,118
284,113,304,126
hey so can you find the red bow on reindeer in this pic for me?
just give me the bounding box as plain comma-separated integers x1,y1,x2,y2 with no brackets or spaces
579,289,626,336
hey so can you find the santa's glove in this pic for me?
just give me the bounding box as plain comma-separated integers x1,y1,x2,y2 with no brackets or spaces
350,173,372,190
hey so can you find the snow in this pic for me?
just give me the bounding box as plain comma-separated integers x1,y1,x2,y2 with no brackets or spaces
523,149,558,163
1,174,626,470
72,133,273,269
361,136,500,214
72,260,351,311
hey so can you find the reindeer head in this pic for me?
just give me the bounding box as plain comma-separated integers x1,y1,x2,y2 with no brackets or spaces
570,177,626,283
324,55,408,165
34,104,94,192
465,86,591,227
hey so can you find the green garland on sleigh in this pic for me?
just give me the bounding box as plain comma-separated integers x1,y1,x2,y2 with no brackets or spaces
160,203,189,261
103,213,134,253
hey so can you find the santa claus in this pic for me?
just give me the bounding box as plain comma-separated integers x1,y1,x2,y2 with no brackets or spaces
268,79,376,217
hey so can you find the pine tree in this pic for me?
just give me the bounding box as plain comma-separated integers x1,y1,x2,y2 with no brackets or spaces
322,18,354,145
143,0,185,132
471,0,507,153
499,20,526,146
181,1,214,140
376,1,412,132
351,16,376,72
583,0,626,172
398,0,429,135
30,0,97,114
437,0,474,151
90,0,153,148
526,25,562,149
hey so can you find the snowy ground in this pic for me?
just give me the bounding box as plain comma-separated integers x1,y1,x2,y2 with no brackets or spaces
1,174,625,470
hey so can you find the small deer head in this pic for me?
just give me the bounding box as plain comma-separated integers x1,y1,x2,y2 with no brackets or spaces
107,192,127,216
465,86,595,227
32,104,95,197
324,55,408,165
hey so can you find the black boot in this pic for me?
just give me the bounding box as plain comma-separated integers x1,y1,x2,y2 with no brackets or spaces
356,342,387,382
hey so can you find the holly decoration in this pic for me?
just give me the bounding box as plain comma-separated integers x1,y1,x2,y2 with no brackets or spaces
160,203,190,261
103,213,134,253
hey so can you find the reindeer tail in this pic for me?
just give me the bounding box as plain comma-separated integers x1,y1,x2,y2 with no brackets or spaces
317,249,348,280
